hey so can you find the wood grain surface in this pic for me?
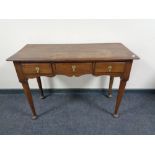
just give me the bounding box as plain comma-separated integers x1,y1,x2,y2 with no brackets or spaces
7,43,139,62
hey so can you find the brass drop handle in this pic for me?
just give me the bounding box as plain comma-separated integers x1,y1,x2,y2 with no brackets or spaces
72,65,76,72
107,65,112,72
35,66,40,73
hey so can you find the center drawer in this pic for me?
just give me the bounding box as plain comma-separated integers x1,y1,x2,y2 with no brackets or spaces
55,63,92,76
21,63,53,75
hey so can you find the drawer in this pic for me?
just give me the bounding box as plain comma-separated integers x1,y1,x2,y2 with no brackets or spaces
22,63,53,75
95,62,125,73
55,63,92,76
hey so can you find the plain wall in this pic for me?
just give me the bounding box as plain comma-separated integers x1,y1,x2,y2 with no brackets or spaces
0,19,155,89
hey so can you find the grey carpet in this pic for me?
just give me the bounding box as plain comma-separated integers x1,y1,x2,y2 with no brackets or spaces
0,90,155,135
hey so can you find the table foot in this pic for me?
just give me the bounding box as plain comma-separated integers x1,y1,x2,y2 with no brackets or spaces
40,95,45,99
107,94,112,98
32,115,38,120
112,113,119,118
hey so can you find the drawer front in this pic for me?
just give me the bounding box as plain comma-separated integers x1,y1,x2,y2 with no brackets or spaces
95,62,125,73
55,63,92,76
22,63,52,75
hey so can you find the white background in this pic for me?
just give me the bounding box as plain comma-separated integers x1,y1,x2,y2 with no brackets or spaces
0,0,155,155
0,19,155,89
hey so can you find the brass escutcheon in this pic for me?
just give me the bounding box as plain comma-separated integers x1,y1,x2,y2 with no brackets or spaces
72,65,76,72
107,65,112,72
35,66,40,73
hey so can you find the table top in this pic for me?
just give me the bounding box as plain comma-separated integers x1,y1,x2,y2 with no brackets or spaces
7,43,139,62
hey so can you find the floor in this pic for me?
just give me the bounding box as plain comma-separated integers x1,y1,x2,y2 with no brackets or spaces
0,90,155,135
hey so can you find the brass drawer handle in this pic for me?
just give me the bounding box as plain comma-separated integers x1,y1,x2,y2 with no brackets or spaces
72,65,76,72
107,65,112,72
35,66,40,73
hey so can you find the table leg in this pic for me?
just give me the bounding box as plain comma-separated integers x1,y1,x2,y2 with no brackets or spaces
107,76,114,98
36,77,45,99
21,81,37,119
113,79,127,118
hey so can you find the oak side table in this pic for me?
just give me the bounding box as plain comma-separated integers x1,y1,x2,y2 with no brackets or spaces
7,43,139,119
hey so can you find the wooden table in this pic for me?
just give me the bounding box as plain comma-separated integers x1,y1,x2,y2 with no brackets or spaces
7,43,139,119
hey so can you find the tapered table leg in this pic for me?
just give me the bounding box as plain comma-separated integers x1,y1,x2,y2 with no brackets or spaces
107,76,114,98
113,79,127,118
21,81,37,119
37,77,45,99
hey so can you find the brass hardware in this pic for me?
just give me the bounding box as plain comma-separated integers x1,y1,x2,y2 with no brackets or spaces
35,66,40,73
107,65,112,72
72,65,76,72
